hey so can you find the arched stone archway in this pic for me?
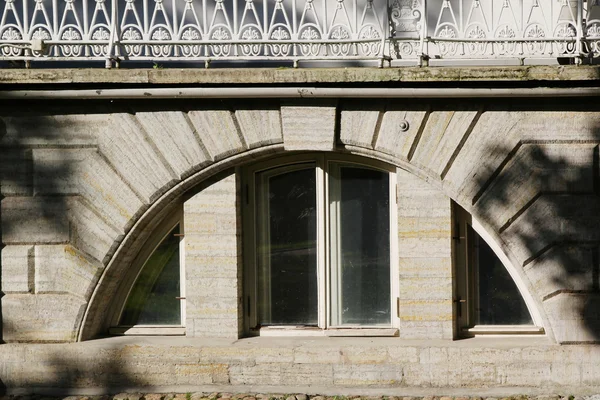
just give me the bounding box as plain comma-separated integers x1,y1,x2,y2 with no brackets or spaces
3,98,600,344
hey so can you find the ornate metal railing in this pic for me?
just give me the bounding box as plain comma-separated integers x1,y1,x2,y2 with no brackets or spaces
0,0,599,67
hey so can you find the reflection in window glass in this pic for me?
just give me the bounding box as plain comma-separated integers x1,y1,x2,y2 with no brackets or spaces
330,164,390,326
256,166,318,325
120,225,181,326
471,227,533,325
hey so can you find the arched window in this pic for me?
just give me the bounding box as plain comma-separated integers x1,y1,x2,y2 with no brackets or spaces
454,204,544,336
243,154,399,335
110,218,185,336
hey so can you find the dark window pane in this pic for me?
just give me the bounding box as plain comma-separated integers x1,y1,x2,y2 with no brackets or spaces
474,228,533,325
257,166,318,325
120,225,181,325
330,165,390,326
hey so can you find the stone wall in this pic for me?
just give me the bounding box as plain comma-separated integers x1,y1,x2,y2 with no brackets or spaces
1,88,600,391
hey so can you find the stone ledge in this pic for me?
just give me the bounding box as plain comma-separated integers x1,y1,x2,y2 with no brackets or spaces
0,66,599,86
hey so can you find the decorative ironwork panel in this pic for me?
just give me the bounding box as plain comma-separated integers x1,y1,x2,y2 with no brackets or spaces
0,0,596,66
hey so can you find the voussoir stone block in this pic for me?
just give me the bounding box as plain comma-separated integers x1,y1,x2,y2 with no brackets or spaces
34,245,102,299
135,111,210,179
99,113,177,203
281,105,336,151
235,108,283,149
188,110,246,161
340,106,380,148
374,108,428,160
410,110,479,177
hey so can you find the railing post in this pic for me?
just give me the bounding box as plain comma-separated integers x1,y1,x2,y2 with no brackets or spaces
105,0,119,68
577,0,584,64
420,0,428,67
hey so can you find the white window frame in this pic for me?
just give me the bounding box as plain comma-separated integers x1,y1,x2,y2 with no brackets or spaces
243,153,399,337
453,203,544,336
109,210,186,336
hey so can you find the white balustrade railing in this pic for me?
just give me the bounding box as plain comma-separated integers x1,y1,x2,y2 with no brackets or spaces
0,0,599,67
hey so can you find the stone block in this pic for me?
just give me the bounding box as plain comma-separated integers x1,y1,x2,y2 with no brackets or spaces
340,346,388,364
397,237,451,258
374,109,428,160
229,363,333,386
188,110,246,160
135,111,210,179
34,245,102,299
99,113,177,203
386,346,419,363
2,293,86,342
69,197,123,265
294,346,342,364
476,144,595,232
340,108,380,148
399,320,453,340
442,111,522,205
184,172,241,338
398,277,452,300
544,292,600,343
0,148,32,195
1,197,69,244
502,195,600,266
281,105,336,151
525,245,596,299
411,110,479,177
1,114,102,146
398,257,452,278
496,361,552,386
32,148,87,195
1,245,33,293
332,364,403,386
235,108,283,149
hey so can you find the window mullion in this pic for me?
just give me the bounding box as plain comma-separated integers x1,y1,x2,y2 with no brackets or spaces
317,156,328,329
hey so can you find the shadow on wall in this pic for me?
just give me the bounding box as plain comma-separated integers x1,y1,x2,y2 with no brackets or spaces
2,96,600,392
469,99,600,343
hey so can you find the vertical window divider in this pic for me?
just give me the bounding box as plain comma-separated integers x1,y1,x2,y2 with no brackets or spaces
317,155,329,329
390,170,400,329
179,224,186,326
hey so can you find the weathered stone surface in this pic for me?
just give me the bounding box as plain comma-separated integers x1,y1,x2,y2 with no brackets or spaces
69,197,123,265
34,244,102,299
1,114,102,146
188,110,246,160
0,148,32,195
410,110,479,177
1,196,69,244
185,172,242,338
99,113,177,203
544,293,600,343
374,109,428,160
235,108,283,149
135,111,210,179
340,106,380,149
2,293,86,342
476,144,595,232
0,245,33,293
525,245,597,299
282,105,336,151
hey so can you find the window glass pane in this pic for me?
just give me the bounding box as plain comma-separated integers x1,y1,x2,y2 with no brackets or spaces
257,166,318,325
472,228,533,325
120,225,181,326
330,164,390,326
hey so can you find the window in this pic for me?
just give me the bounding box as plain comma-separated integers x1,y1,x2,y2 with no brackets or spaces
244,154,398,336
453,204,543,336
110,216,186,336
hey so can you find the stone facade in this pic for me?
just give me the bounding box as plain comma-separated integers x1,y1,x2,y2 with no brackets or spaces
1,67,600,394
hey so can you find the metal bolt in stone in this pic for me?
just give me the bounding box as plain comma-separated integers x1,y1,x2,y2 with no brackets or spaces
399,120,410,132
